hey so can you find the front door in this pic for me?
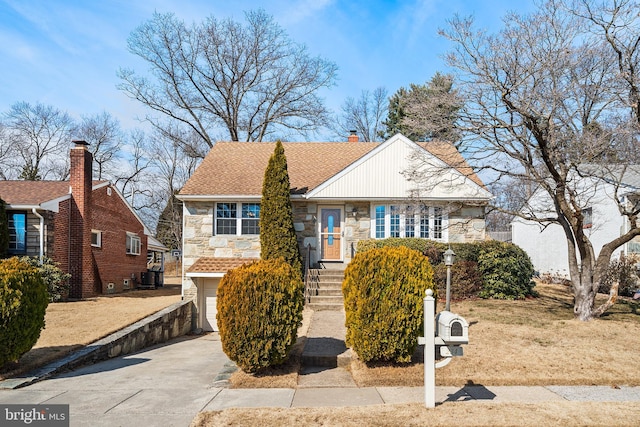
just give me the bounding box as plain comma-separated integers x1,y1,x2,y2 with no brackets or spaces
320,208,342,261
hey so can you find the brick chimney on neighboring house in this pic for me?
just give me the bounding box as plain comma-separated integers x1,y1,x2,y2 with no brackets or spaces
68,140,97,298
348,130,359,143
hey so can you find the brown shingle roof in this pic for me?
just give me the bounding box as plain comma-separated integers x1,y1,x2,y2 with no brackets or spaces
186,257,257,274
180,142,379,196
179,139,485,196
0,181,70,205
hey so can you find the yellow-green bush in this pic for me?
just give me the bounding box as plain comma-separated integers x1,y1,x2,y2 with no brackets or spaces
0,257,49,367
217,258,304,373
343,246,435,363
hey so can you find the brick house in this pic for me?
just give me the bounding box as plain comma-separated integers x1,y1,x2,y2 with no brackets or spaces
0,141,151,298
177,133,492,331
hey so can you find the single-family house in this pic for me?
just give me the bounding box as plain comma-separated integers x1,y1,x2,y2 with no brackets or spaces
178,133,492,331
511,165,640,277
0,140,152,298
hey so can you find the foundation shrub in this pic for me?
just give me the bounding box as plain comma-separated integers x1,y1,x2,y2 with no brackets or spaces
19,256,70,302
0,257,49,367
356,237,438,254
433,260,483,300
477,241,536,299
216,258,303,373
343,246,435,363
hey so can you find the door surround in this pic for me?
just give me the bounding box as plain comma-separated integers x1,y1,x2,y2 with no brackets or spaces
318,206,344,262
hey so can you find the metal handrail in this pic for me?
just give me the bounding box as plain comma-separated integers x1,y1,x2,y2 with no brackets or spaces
303,244,319,303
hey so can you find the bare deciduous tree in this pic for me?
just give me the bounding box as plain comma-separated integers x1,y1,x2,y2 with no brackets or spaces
149,128,200,249
331,87,388,142
76,112,123,180
439,0,640,320
118,9,338,152
3,102,75,180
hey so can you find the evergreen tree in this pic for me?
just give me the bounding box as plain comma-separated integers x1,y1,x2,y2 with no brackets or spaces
260,141,302,277
382,72,462,144
0,198,8,258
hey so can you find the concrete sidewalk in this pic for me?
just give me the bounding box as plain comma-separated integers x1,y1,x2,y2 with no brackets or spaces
202,384,640,411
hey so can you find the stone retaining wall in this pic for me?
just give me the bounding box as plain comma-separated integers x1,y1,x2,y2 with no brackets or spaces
65,299,195,370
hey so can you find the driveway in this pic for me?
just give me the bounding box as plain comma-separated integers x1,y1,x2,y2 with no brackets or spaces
0,333,230,427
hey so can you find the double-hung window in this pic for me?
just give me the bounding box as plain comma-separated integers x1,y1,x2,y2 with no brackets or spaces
8,211,27,254
372,204,446,241
215,202,261,235
126,232,141,255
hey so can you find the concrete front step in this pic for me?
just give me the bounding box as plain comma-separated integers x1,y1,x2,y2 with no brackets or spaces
308,302,344,311
308,295,343,304
306,268,345,310
317,288,343,296
301,349,352,368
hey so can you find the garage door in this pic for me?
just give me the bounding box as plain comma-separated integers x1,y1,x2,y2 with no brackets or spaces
203,279,220,332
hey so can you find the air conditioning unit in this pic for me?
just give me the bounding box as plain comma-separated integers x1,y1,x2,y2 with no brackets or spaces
123,279,130,290
107,282,116,294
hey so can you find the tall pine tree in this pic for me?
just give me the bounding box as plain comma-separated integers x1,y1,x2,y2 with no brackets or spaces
0,198,9,258
260,141,302,277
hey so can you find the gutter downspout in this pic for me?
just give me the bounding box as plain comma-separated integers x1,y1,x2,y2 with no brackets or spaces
32,208,44,263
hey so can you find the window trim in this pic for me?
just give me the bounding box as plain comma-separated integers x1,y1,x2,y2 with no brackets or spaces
91,230,102,248
126,232,141,255
214,202,261,236
371,204,447,241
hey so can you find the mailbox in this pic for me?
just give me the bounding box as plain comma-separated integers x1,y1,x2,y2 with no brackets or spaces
435,310,469,345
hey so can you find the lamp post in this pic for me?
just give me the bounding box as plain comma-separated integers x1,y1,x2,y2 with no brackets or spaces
443,247,456,311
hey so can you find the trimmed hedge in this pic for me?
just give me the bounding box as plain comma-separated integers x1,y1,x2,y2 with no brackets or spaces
216,258,303,373
357,238,536,300
433,260,483,300
477,241,536,299
343,246,435,363
0,257,49,367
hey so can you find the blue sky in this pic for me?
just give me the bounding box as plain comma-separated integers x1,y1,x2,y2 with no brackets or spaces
0,0,535,138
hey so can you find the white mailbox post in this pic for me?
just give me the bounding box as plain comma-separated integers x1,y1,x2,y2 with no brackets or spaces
421,288,468,408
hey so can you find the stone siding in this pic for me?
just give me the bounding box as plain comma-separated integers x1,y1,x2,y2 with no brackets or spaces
448,206,487,243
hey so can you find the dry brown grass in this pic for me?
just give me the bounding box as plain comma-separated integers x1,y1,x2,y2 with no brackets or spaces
191,401,640,427
351,282,640,387
0,278,182,380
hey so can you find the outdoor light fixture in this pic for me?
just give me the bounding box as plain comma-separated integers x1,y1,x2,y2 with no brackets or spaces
444,246,456,311
351,207,358,216
444,247,456,266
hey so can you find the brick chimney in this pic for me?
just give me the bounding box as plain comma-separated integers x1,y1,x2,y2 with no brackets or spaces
68,140,97,298
348,130,359,143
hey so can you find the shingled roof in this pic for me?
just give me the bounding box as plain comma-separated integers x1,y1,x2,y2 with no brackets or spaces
0,181,70,206
179,138,484,197
186,257,257,274
0,180,104,206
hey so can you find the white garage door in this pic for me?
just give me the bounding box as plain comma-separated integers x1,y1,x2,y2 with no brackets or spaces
203,279,220,332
